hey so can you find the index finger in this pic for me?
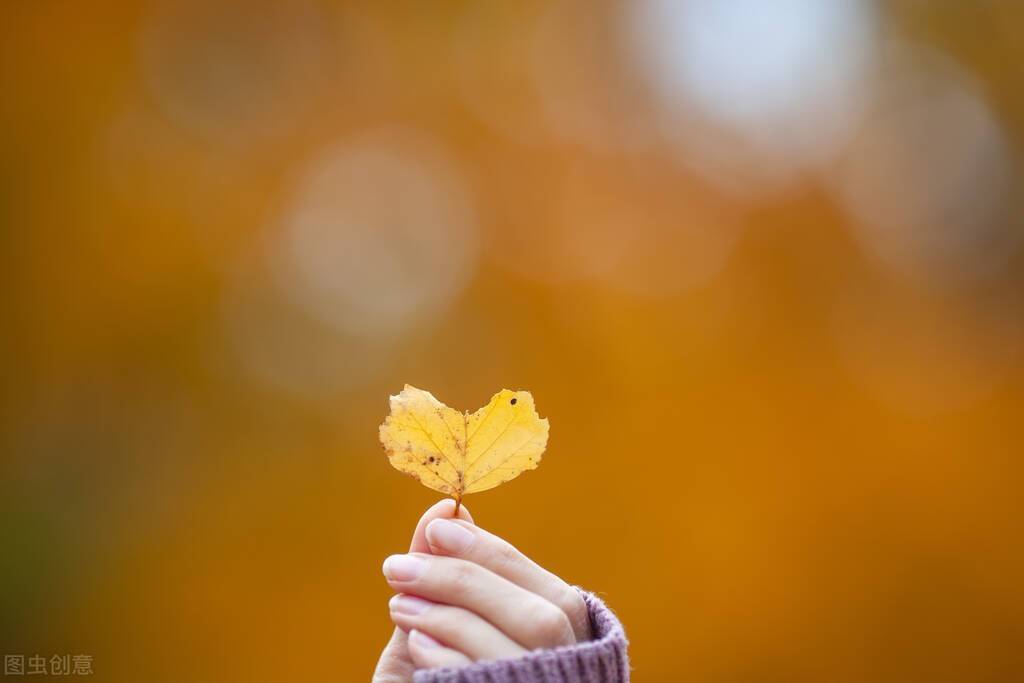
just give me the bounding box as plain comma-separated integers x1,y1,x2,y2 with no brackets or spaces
424,518,591,641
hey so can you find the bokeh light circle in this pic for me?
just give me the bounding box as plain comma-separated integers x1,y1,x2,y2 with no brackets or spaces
626,0,878,194
271,127,479,340
833,43,1019,287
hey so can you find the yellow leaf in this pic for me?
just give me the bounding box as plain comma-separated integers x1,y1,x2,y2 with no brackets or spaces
379,385,549,513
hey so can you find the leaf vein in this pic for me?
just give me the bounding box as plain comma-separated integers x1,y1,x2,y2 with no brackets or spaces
464,433,541,489
406,412,461,480
465,413,518,472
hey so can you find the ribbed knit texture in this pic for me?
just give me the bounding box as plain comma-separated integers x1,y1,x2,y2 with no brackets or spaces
412,590,629,683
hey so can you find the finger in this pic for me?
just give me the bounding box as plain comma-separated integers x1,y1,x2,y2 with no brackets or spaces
372,627,414,683
383,554,575,650
390,594,528,662
407,629,472,670
425,518,591,641
409,499,474,554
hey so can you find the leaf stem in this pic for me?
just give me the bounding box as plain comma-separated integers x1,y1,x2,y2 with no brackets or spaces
452,495,461,517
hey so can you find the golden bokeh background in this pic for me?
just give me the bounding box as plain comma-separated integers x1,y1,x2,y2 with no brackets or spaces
3,1,1023,681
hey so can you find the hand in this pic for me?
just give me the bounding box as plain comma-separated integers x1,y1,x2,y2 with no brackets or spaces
372,500,475,682
375,499,592,674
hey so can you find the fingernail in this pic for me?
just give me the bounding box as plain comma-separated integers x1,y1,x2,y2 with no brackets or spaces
409,629,442,649
383,554,428,581
389,594,432,615
427,519,474,554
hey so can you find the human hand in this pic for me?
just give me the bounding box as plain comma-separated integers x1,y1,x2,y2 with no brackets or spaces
372,500,476,682
376,499,592,674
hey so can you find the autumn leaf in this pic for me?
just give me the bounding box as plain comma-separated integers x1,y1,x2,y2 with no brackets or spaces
379,385,549,514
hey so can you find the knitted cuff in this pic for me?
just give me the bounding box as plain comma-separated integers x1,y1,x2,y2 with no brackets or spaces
412,589,630,683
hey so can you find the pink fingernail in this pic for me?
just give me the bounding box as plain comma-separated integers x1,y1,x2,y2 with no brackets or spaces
426,519,474,554
383,554,428,581
389,594,432,615
409,629,442,649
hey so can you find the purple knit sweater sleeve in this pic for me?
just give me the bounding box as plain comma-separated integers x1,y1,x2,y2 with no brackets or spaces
411,590,629,683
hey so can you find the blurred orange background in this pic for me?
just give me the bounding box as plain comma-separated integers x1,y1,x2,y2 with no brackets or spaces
2,1,1023,681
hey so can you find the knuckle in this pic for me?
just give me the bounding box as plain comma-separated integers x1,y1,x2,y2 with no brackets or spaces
445,560,479,594
531,602,573,645
558,588,591,640
493,540,522,572
557,587,587,622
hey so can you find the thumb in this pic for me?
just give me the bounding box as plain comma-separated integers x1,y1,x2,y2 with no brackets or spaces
372,627,414,683
409,499,474,554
